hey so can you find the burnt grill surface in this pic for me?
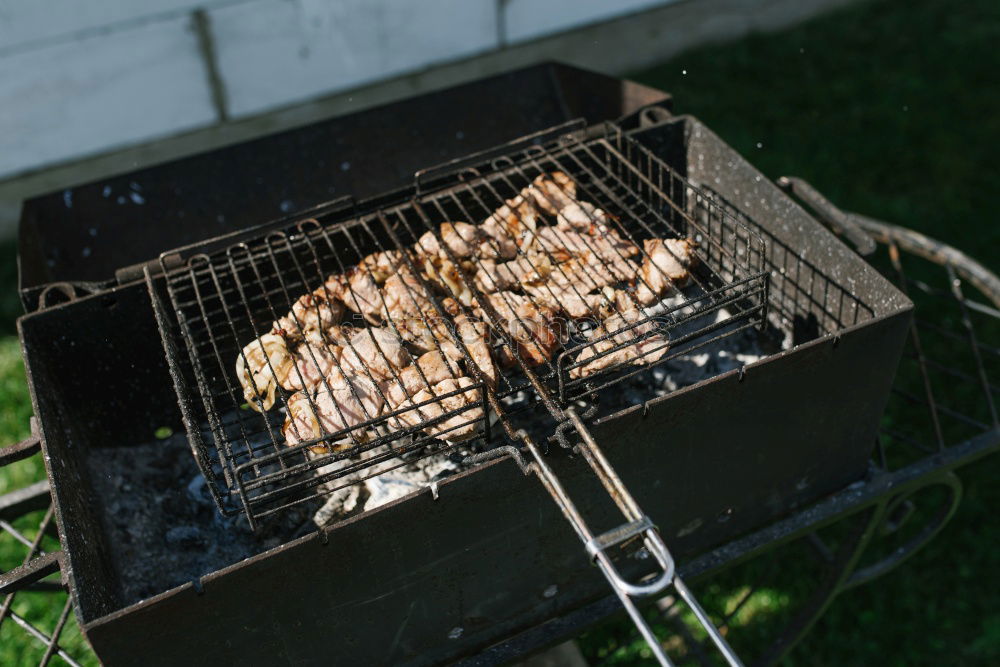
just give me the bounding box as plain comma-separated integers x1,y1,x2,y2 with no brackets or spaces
151,125,768,527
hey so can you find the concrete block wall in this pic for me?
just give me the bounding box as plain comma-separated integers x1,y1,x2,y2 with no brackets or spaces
0,0,684,181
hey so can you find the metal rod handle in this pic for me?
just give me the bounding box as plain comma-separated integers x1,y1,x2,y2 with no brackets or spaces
518,422,744,667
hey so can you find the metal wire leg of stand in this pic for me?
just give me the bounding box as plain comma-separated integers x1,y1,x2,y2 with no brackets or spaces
520,408,744,666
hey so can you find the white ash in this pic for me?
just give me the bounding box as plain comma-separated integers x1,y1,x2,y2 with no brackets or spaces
308,435,476,528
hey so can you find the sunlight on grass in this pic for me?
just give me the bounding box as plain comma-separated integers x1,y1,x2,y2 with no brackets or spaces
0,334,98,665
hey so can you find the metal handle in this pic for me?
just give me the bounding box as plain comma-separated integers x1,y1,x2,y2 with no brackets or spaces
518,409,744,667
777,176,878,256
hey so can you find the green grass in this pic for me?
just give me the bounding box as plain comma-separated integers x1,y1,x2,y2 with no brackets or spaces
0,0,997,663
579,0,1000,663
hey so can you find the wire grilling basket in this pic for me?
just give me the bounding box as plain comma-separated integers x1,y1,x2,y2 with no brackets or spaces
149,123,768,665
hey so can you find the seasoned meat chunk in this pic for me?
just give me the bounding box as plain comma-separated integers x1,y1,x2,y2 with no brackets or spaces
475,292,562,367
417,222,482,259
555,201,612,232
281,343,339,393
570,310,669,379
635,238,698,305
339,326,412,382
395,376,484,441
380,267,433,318
359,249,407,284
383,350,462,407
339,268,384,324
236,333,293,412
525,171,577,216
272,289,345,339
283,375,385,451
473,255,550,293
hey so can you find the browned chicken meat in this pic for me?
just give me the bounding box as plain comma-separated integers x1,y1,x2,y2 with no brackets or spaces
380,266,433,318
358,249,407,284
339,268,384,324
635,238,699,305
555,201,613,232
529,226,639,266
283,375,385,451
236,333,293,411
272,289,345,339
422,255,476,307
524,284,610,319
543,251,637,295
417,222,482,259
570,310,670,379
473,255,551,293
454,315,498,388
525,171,577,216
339,326,412,382
394,376,484,441
482,194,539,247
281,343,339,393
382,350,462,407
303,323,355,348
475,292,563,367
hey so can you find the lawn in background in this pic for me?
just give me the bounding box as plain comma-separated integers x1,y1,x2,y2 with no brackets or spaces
580,0,1000,663
1,0,998,663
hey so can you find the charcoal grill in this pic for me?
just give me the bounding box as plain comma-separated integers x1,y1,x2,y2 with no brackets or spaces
0,64,953,665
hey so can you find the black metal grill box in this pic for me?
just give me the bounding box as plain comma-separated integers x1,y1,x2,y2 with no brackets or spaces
15,64,912,665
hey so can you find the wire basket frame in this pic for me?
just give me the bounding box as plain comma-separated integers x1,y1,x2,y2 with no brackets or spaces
150,124,767,527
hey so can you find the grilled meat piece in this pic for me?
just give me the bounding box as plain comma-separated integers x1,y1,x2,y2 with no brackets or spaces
282,343,340,393
524,285,609,319
482,197,539,249
473,255,551,293
283,375,385,451
475,292,562,367
339,326,412,382
381,266,434,318
396,376,484,441
422,255,476,306
359,249,407,284
543,251,636,294
635,238,698,305
475,227,518,260
303,323,356,348
383,350,462,407
454,315,497,388
339,268,384,324
525,171,577,216
272,289,345,339
570,309,669,379
236,333,293,412
555,201,612,232
529,226,639,265
417,222,482,259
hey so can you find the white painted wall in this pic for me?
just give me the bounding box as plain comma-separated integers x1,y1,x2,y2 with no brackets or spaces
0,0,685,180
211,0,499,117
503,0,677,43
0,15,217,178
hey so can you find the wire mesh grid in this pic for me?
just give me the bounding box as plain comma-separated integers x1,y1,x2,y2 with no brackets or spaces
149,125,768,527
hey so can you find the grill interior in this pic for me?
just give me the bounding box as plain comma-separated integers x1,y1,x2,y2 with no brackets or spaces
152,124,768,526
